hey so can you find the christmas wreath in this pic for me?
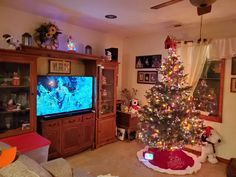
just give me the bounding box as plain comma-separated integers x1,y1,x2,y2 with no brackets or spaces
34,22,61,50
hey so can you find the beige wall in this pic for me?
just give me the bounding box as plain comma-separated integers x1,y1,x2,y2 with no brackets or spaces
122,20,236,159
0,6,106,56
0,5,123,95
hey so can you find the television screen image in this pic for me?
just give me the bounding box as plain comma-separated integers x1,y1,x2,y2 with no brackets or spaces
37,76,93,118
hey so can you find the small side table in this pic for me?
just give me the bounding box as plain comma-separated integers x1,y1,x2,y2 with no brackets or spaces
116,111,138,141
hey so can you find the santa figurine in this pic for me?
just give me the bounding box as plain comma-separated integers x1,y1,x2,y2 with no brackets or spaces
129,98,140,114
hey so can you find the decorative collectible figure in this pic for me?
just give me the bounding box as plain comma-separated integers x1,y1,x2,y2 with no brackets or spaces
12,72,20,86
129,98,140,114
199,126,221,164
2,34,21,50
6,99,16,111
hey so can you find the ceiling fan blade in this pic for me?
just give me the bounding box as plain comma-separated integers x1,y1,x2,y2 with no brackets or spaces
151,0,184,9
197,5,212,15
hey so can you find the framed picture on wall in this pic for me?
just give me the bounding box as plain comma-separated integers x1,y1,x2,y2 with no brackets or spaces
136,55,161,69
231,56,236,75
230,78,236,92
49,60,71,74
137,71,158,84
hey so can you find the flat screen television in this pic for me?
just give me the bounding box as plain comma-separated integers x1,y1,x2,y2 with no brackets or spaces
37,75,94,119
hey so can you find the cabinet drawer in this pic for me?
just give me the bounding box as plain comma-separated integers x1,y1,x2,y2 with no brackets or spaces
62,116,82,126
83,113,95,121
43,120,60,129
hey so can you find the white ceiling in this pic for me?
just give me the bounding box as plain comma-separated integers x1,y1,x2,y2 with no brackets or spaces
1,0,236,37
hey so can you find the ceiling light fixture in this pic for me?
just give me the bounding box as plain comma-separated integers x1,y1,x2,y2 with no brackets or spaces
198,15,207,43
105,14,117,19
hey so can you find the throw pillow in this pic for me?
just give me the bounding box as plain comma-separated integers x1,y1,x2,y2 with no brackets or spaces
41,158,72,177
0,160,39,177
18,155,52,177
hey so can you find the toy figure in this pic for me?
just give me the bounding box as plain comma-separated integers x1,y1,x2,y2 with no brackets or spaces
199,126,221,164
129,98,140,114
2,34,21,50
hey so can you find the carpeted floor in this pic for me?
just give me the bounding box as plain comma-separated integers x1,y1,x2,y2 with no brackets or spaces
66,141,227,177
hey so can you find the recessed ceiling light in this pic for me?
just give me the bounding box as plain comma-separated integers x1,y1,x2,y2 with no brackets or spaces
105,14,117,19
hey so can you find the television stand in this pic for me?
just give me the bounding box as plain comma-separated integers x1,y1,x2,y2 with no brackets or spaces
38,112,95,159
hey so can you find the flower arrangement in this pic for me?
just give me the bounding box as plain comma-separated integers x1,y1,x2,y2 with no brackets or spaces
34,22,61,50
121,88,138,106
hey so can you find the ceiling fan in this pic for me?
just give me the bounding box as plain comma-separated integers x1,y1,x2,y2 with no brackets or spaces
151,0,217,15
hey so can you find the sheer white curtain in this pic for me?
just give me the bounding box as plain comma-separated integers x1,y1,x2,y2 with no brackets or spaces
208,37,236,59
177,42,209,91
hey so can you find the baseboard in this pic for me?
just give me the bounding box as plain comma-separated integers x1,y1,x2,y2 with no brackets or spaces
183,147,229,164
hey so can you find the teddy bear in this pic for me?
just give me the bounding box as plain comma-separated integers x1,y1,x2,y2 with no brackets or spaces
129,98,140,114
199,126,221,164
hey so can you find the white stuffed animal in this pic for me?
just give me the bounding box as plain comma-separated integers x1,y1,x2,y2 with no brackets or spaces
2,34,21,50
199,126,221,164
129,98,140,114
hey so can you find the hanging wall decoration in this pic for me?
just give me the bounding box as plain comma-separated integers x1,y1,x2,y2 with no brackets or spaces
230,78,236,92
135,55,161,69
49,60,71,74
137,71,158,84
231,56,236,75
34,22,61,50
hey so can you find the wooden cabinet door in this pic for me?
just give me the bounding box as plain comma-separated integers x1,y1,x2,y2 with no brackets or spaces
97,62,118,118
42,120,61,160
0,54,37,138
61,116,82,156
97,116,116,146
80,114,95,149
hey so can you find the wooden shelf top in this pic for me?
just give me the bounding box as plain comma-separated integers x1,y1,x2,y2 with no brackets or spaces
21,46,104,61
0,46,106,61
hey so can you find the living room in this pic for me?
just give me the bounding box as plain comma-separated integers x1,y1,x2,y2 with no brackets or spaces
0,1,236,177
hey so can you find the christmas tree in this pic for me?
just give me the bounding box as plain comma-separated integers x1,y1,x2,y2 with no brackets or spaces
137,48,204,151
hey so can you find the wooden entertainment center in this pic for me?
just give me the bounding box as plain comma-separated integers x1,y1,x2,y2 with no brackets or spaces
0,47,118,159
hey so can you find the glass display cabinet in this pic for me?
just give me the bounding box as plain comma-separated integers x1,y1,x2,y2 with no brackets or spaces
96,61,118,147
0,53,36,138
193,59,225,122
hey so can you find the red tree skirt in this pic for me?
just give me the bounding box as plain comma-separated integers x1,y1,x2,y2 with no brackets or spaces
137,146,201,175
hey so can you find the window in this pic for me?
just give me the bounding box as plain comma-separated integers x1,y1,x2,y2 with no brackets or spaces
193,59,225,122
